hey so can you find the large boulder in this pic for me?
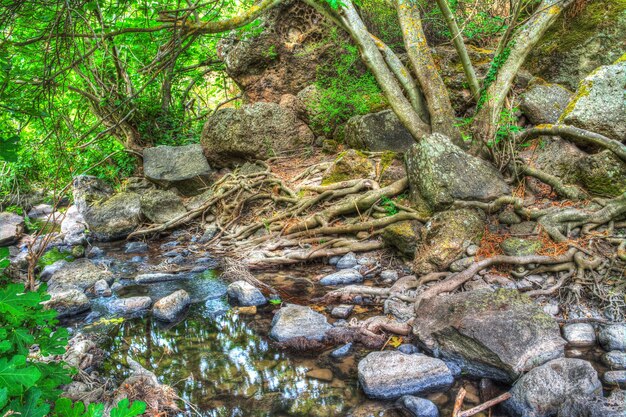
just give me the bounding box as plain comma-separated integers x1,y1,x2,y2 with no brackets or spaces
140,189,187,224
46,258,111,292
0,212,24,246
405,133,509,210
561,59,626,141
72,176,143,241
270,304,332,342
344,110,415,152
321,149,375,185
414,289,566,382
108,296,152,316
521,137,586,184
218,1,332,103
412,209,484,274
520,82,572,125
143,144,212,196
503,358,602,417
576,150,626,197
357,351,453,400
527,0,626,90
201,102,314,167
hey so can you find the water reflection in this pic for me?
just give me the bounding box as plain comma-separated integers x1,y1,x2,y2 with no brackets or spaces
96,304,360,416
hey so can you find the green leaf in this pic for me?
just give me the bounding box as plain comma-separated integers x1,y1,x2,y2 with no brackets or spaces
9,388,50,417
53,398,104,417
0,355,42,395
110,399,146,417
0,387,7,409
0,135,20,163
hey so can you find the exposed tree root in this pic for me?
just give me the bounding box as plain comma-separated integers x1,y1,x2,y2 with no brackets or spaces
517,124,626,163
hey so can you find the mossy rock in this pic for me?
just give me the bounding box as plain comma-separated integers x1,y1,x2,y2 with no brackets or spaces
527,0,626,90
414,289,566,382
500,237,543,257
321,149,375,185
381,220,423,259
412,208,485,274
576,150,626,197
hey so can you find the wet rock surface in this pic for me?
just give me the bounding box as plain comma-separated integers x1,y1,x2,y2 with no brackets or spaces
319,269,363,286
0,211,24,246
45,288,91,318
153,289,191,322
227,280,266,306
46,258,111,291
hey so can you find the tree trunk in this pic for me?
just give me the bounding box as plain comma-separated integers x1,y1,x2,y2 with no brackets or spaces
396,0,461,143
472,0,574,144
324,0,431,141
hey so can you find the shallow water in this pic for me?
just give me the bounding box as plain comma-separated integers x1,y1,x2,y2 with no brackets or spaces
82,268,363,417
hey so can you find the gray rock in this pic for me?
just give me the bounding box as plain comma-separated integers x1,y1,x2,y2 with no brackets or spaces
61,206,87,246
603,370,626,387
87,246,104,258
198,224,218,243
319,269,363,286
543,303,560,316
94,279,112,297
330,343,352,358
503,358,602,417
40,259,69,281
123,177,156,192
558,390,626,417
270,304,332,342
27,204,54,220
380,270,399,282
124,241,148,254
321,149,375,185
561,59,626,141
357,351,453,400
140,189,187,224
331,304,354,319
227,281,266,306
47,259,111,291
336,252,358,269
405,133,509,210
0,212,24,246
466,244,479,257
72,176,142,241
397,396,439,417
344,110,415,152
602,351,626,370
143,144,212,196
152,289,191,322
108,296,152,316
134,273,187,284
562,323,596,347
414,289,566,382
449,257,474,272
201,102,313,168
328,256,341,266
520,82,572,125
384,299,415,322
44,288,91,318
397,344,420,355
599,324,626,351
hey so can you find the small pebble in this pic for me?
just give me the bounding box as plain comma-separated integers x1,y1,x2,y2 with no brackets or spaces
466,244,479,257
603,370,626,387
602,351,626,370
331,304,354,319
562,323,596,347
330,343,352,358
380,269,399,282
397,344,420,354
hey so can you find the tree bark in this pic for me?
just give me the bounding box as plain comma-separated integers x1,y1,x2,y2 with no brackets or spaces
330,0,431,141
434,0,480,100
472,0,574,144
396,0,461,142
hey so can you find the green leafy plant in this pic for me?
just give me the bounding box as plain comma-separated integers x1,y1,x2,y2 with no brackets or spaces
0,281,146,417
380,196,399,216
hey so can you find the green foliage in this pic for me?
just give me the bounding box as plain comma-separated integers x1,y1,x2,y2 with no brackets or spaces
477,40,516,109
0,282,146,417
490,107,521,147
380,196,399,216
310,31,387,136
37,247,74,270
